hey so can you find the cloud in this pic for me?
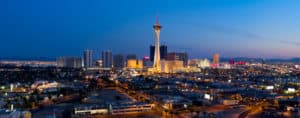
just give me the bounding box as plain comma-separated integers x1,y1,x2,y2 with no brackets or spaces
280,40,300,46
192,23,265,39
204,25,300,47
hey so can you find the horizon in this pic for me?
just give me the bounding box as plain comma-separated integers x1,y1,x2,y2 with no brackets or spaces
1,56,300,62
1,0,300,58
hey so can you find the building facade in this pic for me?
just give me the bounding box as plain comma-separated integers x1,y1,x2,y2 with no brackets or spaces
176,52,188,67
127,59,143,69
57,57,82,68
126,54,137,61
161,60,184,73
166,52,188,67
213,53,220,64
102,50,113,68
83,50,93,67
150,45,167,62
113,54,124,69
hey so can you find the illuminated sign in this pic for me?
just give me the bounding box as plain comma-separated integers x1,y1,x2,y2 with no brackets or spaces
288,88,295,92
266,86,274,90
204,94,211,100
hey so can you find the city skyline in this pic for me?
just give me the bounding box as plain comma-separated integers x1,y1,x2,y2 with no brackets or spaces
1,0,300,59
1,1,300,117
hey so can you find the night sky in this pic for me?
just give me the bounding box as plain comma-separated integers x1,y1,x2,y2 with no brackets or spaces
0,0,300,59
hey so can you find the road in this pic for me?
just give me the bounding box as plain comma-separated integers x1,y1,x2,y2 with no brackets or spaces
179,105,247,118
238,101,267,118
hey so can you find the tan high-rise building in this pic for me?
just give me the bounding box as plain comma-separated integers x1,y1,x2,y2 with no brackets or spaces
213,53,220,64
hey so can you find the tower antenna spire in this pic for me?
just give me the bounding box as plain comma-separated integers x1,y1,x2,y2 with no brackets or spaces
156,15,159,25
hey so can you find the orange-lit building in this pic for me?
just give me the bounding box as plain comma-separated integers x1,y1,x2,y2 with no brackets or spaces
127,59,143,69
161,60,184,73
213,53,220,64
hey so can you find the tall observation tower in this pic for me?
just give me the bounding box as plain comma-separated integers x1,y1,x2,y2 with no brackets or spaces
153,17,162,72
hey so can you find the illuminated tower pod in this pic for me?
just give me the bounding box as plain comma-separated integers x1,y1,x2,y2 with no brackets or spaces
153,18,162,72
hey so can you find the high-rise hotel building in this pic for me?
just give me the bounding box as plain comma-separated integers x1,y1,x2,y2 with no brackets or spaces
102,50,113,68
83,50,93,67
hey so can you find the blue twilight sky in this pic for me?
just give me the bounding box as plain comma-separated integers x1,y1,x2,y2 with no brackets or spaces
0,0,300,59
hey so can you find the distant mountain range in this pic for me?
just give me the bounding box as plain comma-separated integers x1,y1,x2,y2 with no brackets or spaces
1,57,300,63
0,57,56,61
220,57,300,63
